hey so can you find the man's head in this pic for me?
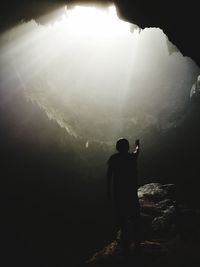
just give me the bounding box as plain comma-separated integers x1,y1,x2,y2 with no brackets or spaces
116,138,129,153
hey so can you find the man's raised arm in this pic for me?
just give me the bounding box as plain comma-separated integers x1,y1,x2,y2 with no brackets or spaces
133,139,140,159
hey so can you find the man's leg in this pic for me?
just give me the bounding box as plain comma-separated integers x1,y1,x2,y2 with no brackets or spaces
117,216,132,254
130,215,141,253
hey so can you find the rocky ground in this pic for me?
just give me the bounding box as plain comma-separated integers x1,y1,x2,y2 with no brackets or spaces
84,183,200,267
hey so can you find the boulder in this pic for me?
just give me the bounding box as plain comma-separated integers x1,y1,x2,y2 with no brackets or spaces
138,183,175,201
138,183,177,238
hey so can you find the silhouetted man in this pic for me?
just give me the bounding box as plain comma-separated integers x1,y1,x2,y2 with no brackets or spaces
107,138,141,254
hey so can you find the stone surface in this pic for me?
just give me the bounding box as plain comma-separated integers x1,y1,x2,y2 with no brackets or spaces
138,183,175,201
190,75,200,102
138,183,177,238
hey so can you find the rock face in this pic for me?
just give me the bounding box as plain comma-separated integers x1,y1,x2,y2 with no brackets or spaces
190,75,200,103
138,183,177,239
87,183,200,266
138,183,175,201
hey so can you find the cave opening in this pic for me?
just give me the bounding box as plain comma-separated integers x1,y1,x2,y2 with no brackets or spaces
1,4,199,144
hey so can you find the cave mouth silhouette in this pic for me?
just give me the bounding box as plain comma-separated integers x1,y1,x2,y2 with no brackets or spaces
1,3,198,146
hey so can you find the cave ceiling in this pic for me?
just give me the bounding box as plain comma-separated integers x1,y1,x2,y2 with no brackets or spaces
0,0,199,66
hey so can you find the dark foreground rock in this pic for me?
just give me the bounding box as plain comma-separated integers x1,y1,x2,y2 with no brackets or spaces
86,183,200,267
138,183,200,239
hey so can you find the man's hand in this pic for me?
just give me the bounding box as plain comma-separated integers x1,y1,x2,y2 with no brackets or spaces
134,139,140,157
